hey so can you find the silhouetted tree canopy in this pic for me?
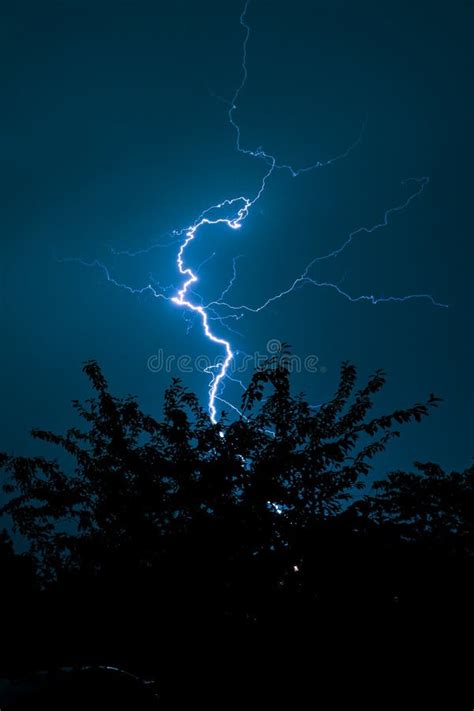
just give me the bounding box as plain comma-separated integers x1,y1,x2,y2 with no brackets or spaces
0,353,472,707
1,352,441,575
367,460,474,552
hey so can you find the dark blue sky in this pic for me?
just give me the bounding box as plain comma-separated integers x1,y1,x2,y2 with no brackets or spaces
1,0,472,478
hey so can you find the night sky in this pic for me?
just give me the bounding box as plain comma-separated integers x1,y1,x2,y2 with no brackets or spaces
1,0,472,478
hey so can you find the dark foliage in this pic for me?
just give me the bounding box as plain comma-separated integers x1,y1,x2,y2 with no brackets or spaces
0,354,472,708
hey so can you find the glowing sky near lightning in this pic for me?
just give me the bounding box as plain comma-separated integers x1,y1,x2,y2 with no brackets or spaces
2,0,471,472
144,1,445,422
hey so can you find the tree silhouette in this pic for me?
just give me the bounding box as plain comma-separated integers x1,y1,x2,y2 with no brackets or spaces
0,353,472,708
367,460,474,553
0,352,439,578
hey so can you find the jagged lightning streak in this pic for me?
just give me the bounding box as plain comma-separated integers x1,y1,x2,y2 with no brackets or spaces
170,157,278,423
57,256,173,301
171,216,238,424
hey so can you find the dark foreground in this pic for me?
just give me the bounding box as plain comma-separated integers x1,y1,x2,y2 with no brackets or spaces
1,361,472,708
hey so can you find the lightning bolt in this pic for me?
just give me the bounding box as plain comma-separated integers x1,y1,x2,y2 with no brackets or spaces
63,0,447,424
167,0,445,422
167,0,368,423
